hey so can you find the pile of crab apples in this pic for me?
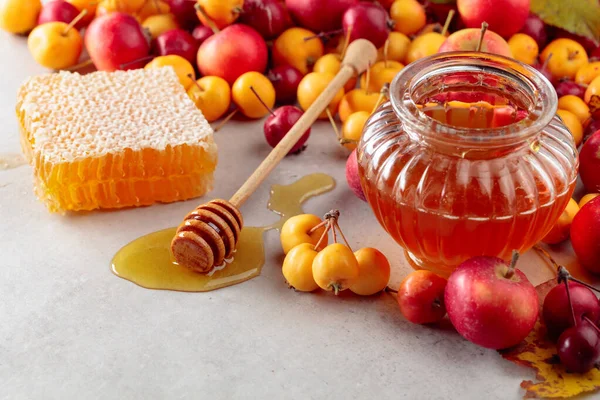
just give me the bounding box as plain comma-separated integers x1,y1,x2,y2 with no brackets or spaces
4,0,600,371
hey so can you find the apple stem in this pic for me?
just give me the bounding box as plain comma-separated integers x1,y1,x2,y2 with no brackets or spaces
249,86,275,116
533,244,560,272
541,53,553,71
564,274,600,295
563,275,578,327
568,50,579,61
330,283,341,296
152,0,160,14
308,219,328,234
385,286,398,294
340,25,353,60
441,9,455,37
371,83,390,114
213,109,238,132
195,3,220,34
364,62,372,94
58,58,94,72
119,55,155,69
325,108,341,140
432,299,442,309
583,316,600,335
476,22,488,52
383,39,390,69
303,29,343,42
504,250,519,279
188,74,204,92
313,219,333,251
333,220,352,251
62,9,88,36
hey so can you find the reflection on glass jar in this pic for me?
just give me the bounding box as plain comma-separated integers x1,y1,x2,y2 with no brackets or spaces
357,52,578,276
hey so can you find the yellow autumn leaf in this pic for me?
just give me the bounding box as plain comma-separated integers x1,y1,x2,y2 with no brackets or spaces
531,0,600,43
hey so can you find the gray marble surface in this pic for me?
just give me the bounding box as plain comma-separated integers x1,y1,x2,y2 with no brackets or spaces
1,32,594,400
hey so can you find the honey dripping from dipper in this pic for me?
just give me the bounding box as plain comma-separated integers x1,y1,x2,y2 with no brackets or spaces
111,173,335,292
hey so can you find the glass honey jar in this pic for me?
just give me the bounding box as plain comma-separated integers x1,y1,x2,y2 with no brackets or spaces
357,52,579,276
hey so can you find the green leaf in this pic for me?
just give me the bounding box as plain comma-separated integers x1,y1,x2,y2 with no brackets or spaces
531,0,600,43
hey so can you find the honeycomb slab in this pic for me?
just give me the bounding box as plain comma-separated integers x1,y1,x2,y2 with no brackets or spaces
16,68,217,213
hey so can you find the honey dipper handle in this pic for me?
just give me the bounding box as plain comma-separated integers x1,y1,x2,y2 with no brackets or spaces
229,39,378,207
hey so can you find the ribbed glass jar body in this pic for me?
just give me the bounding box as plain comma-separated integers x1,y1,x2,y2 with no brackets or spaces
357,52,578,276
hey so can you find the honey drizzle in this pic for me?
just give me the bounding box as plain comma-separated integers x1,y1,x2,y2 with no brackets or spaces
111,173,335,292
0,153,26,170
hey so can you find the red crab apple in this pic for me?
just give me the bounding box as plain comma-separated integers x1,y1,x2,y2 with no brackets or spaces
438,27,512,57
543,281,600,340
555,80,587,99
346,149,366,201
166,0,197,30
285,0,358,33
579,130,600,193
267,65,303,104
38,0,82,29
342,1,392,49
571,195,600,275
456,0,529,38
155,29,199,66
85,12,151,71
191,25,213,46
519,13,547,49
239,0,291,40
264,105,310,154
197,24,268,85
445,253,539,349
557,323,600,374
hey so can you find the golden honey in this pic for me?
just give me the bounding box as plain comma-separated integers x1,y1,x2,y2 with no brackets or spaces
111,173,335,292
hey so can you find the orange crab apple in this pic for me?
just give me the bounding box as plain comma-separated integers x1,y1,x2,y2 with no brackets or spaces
313,53,356,92
580,194,600,209
540,39,588,81
28,20,83,70
145,55,195,89
0,0,41,34
297,72,345,119
273,27,324,75
137,0,170,21
405,31,446,63
349,248,391,296
66,0,96,24
338,88,380,123
439,27,512,57
541,198,580,245
142,13,178,39
196,0,243,30
187,76,231,122
341,111,369,150
377,32,410,64
359,60,403,93
390,0,426,36
556,109,583,146
575,62,600,86
507,33,538,65
280,214,328,254
584,75,600,104
557,95,590,124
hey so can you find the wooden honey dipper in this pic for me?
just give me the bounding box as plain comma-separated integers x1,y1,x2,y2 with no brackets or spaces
171,39,378,273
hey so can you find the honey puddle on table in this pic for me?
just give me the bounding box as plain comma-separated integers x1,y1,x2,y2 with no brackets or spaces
0,153,26,170
111,173,336,292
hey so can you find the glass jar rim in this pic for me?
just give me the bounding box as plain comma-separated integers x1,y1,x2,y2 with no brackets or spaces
389,51,558,148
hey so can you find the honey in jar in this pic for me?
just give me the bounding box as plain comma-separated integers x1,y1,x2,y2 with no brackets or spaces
358,52,579,276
